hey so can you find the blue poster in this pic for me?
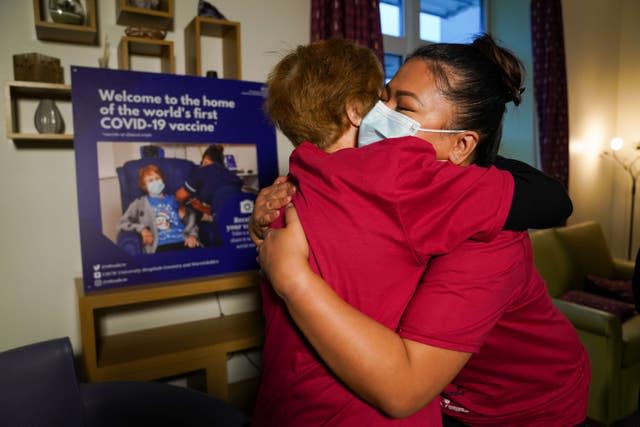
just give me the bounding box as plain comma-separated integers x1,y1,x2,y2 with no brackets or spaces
71,67,278,292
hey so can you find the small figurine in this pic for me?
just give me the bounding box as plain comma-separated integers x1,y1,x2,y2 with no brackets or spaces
98,35,110,68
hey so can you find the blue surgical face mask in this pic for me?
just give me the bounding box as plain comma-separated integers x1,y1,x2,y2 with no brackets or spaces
147,179,165,196
358,101,465,147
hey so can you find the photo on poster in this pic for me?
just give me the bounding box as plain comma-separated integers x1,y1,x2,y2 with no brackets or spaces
98,141,259,255
72,67,278,291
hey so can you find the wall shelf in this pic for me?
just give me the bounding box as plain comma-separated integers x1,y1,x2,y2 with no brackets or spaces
184,17,241,79
33,0,98,45
118,36,176,74
4,80,73,142
77,271,263,404
116,0,174,30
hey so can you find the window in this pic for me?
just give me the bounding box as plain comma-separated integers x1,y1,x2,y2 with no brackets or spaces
380,0,403,37
383,53,403,83
419,0,483,43
380,0,484,81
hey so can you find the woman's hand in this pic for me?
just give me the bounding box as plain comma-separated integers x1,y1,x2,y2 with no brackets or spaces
249,176,296,246
258,204,311,299
141,228,154,246
184,235,199,248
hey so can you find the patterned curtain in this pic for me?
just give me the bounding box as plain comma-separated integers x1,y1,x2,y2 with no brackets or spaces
311,0,384,64
531,0,570,188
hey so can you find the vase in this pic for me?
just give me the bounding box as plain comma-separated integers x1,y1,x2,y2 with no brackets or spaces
34,99,65,134
49,0,85,25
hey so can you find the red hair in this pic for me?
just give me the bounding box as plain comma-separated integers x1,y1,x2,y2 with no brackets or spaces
265,38,383,150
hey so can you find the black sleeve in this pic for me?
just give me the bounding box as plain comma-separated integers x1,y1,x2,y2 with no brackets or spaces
493,155,573,231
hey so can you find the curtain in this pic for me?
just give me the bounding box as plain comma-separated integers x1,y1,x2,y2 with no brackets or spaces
531,0,569,188
311,0,384,64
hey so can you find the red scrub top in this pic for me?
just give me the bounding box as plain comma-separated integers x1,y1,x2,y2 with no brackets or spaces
399,231,590,427
253,137,514,426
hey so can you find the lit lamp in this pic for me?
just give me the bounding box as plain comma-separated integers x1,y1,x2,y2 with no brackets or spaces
609,137,640,259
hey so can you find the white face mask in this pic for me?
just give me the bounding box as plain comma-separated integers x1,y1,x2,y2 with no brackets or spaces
358,101,465,147
146,179,165,197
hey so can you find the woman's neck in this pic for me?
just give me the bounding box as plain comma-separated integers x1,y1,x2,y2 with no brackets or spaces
324,126,358,153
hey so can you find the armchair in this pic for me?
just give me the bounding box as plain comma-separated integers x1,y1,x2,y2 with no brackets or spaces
530,221,640,425
0,337,248,426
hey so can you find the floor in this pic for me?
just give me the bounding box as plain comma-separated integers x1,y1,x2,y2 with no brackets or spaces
612,410,640,427
586,409,640,427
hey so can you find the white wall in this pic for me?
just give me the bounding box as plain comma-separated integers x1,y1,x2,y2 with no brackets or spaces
614,0,640,258
0,0,308,371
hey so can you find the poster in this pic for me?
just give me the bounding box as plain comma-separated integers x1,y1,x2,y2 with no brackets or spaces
72,67,278,292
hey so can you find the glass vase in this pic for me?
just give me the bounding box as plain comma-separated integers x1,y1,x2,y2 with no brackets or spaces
34,99,65,134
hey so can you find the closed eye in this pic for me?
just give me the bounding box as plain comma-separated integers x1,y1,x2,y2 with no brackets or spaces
396,105,415,112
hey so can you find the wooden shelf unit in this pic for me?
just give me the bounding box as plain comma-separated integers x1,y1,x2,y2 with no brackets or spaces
76,271,263,402
4,80,73,142
116,0,174,30
33,0,98,45
118,36,176,74
184,16,241,79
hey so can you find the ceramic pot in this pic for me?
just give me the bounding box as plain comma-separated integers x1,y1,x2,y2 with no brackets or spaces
49,0,85,25
34,99,65,134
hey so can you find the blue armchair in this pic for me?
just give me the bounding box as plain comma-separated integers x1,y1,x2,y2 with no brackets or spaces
0,337,249,426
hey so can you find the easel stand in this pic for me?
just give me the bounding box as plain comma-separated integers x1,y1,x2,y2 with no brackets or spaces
76,271,263,405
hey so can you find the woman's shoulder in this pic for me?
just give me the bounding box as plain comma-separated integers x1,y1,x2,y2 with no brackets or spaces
362,135,435,152
128,196,149,207
427,231,530,278
292,136,436,170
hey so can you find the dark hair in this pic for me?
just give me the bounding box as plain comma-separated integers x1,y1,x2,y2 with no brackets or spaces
202,144,225,164
265,38,383,149
407,33,525,166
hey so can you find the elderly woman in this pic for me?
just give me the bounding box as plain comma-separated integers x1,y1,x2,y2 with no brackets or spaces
253,35,587,427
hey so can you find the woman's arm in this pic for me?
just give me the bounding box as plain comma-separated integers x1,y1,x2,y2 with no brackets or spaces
118,198,146,234
495,156,572,230
176,186,212,216
250,159,572,241
259,206,471,417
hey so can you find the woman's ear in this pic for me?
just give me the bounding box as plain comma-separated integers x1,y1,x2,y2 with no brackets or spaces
449,131,479,165
346,101,363,127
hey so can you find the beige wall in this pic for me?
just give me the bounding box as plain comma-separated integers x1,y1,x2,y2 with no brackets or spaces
614,0,640,257
0,0,308,380
563,0,640,258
